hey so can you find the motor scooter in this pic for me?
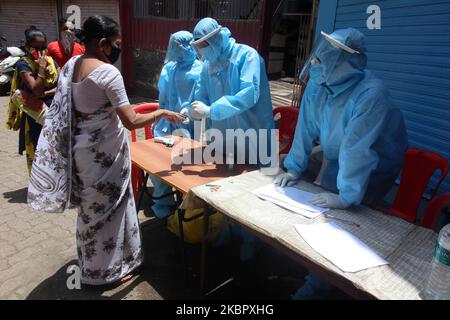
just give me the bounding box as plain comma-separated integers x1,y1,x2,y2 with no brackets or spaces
0,36,26,96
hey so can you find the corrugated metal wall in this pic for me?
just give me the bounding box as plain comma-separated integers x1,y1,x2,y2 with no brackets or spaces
62,0,121,68
0,0,58,46
63,0,120,28
130,0,266,51
316,0,450,194
0,0,120,50
130,19,263,51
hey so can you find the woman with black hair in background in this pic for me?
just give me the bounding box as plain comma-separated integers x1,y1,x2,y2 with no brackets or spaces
28,15,183,286
6,26,59,173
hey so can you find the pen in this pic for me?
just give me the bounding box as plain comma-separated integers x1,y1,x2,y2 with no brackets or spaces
324,214,361,228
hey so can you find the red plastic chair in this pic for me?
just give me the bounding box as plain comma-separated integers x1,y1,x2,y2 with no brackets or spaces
131,103,159,199
273,107,299,155
381,148,449,223
421,193,450,230
130,103,159,141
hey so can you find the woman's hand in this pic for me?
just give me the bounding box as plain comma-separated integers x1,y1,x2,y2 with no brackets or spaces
36,51,48,75
161,110,184,125
44,88,57,97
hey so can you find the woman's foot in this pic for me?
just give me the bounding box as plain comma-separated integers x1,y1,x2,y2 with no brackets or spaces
114,273,136,285
82,268,140,289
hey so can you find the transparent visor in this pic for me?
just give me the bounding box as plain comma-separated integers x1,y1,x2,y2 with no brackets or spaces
164,40,183,63
299,39,327,85
299,31,360,84
190,27,222,58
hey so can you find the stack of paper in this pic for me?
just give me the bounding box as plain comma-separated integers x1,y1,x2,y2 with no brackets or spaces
252,184,328,218
295,222,389,272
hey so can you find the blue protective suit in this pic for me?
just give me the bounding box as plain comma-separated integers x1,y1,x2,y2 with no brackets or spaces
289,28,409,300
151,31,203,218
154,31,202,138
193,18,275,166
284,28,408,207
192,18,275,260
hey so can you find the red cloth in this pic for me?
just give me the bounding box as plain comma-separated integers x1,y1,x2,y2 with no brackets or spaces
47,41,85,67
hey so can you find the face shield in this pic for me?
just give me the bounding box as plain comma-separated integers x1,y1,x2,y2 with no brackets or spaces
164,31,196,64
299,31,361,85
190,26,222,61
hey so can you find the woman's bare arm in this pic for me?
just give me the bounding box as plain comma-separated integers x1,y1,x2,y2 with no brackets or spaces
20,71,45,97
44,87,57,97
19,51,49,97
115,105,183,131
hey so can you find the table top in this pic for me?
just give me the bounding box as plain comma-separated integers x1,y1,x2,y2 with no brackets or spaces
130,137,255,194
182,170,438,300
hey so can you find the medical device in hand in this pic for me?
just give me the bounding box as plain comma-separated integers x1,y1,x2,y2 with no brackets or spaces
181,114,190,125
154,137,175,147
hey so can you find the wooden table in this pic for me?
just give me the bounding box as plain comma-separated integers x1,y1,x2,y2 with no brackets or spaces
182,170,438,299
130,136,255,285
130,136,252,194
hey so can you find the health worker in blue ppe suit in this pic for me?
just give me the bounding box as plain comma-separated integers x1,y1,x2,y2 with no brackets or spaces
150,31,203,218
275,28,408,209
190,18,275,261
190,17,275,166
275,28,408,299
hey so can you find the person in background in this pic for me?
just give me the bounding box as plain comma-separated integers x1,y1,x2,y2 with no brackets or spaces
190,17,275,166
6,26,59,174
190,17,275,262
150,30,203,218
274,28,408,299
47,18,85,68
28,15,183,286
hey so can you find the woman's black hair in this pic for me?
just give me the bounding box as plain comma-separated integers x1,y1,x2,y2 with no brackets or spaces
79,15,120,46
24,26,47,46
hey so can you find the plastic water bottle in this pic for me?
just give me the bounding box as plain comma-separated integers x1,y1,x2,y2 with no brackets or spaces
227,152,234,171
424,224,450,300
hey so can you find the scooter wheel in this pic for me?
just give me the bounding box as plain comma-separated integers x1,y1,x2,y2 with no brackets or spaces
0,82,11,96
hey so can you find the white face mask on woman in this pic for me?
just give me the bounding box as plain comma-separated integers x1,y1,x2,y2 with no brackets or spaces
60,30,75,56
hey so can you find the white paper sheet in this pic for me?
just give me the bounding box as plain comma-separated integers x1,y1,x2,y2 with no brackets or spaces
252,184,328,218
295,222,389,272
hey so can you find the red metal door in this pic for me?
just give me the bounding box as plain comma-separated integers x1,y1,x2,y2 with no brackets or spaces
120,0,274,87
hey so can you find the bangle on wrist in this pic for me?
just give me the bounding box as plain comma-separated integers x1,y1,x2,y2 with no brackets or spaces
37,73,45,79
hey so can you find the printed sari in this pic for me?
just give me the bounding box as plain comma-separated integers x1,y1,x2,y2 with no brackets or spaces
28,57,142,285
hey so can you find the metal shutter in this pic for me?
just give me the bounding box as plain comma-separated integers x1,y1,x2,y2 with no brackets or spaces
63,0,121,69
317,0,450,193
63,0,120,26
0,0,58,46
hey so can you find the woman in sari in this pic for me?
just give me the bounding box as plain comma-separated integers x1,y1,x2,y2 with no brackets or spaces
28,15,183,285
6,26,59,174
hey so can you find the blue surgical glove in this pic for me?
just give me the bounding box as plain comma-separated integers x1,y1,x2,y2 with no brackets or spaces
273,170,300,188
309,193,349,209
191,101,211,119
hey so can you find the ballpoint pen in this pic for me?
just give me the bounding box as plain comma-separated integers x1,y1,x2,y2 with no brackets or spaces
324,213,361,228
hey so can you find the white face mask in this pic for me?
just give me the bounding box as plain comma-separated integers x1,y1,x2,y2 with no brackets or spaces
60,30,75,55
199,46,220,63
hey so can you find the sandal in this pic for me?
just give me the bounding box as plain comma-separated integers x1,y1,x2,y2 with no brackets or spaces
82,268,141,289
